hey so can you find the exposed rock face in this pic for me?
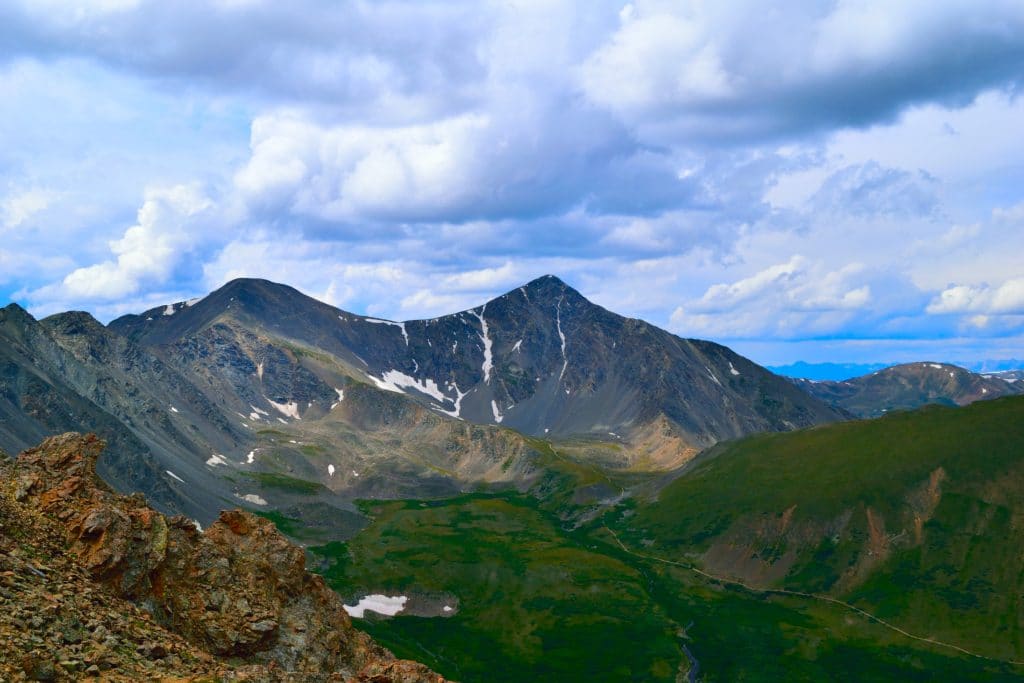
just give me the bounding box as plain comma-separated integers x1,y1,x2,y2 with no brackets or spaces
3,432,446,682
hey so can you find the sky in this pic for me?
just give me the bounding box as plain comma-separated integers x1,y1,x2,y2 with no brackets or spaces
2,0,1024,366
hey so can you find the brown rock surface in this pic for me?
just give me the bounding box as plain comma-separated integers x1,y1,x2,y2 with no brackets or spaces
1,432,447,682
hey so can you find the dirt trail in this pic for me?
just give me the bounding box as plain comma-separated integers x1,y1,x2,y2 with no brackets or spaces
602,527,1024,670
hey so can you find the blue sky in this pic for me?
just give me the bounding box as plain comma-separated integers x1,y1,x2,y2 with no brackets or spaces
2,0,1023,366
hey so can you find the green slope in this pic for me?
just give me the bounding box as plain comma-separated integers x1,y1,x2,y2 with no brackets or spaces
622,394,1024,662
293,395,1024,681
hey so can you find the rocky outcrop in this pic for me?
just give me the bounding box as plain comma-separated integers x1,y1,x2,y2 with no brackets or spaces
3,432,446,682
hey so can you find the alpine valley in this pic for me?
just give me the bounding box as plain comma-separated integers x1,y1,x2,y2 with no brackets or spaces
2,275,1023,681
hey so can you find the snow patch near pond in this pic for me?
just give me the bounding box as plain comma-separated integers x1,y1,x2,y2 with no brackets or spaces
237,493,267,506
166,470,184,483
343,595,408,619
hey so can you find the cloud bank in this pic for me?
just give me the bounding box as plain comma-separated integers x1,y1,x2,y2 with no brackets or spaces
1,0,1024,364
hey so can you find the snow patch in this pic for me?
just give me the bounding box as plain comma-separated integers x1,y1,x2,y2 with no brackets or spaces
328,464,335,477
193,520,203,532
256,362,264,381
512,339,523,353
443,605,453,613
163,304,176,316
556,301,568,381
267,399,301,419
470,306,494,384
185,296,203,307
237,493,267,506
728,362,740,376
170,405,179,413
438,382,469,419
245,450,256,464
206,453,229,467
364,317,409,345
375,370,447,402
277,418,288,424
705,366,722,386
343,595,408,619
352,470,360,477
166,470,184,483
367,374,404,395
491,400,503,423
250,405,269,416
929,363,943,369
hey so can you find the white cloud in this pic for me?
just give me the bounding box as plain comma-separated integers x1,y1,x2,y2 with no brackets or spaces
579,1,1024,142
3,1,1024,365
60,184,213,299
671,257,877,339
928,279,1024,315
1,187,58,230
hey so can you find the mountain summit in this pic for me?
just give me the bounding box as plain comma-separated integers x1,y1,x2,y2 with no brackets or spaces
113,274,844,446
3,276,845,522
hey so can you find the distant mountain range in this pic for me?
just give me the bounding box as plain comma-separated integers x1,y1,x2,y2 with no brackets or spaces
771,359,1024,381
0,275,844,525
768,361,892,381
788,361,1023,418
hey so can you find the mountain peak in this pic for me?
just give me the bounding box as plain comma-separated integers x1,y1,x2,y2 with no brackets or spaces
0,302,34,326
511,274,587,306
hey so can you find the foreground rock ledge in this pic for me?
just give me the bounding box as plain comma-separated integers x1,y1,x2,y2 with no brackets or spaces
1,432,447,682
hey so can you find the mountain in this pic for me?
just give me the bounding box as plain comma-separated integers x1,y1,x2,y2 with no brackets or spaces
768,360,892,381
789,361,1023,418
982,368,1024,383
0,432,444,682
2,275,844,527
111,274,844,449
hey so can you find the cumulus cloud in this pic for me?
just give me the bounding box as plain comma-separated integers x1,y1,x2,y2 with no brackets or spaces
927,279,1024,315
580,0,1024,142
59,184,214,299
3,1,1024,363
670,257,894,339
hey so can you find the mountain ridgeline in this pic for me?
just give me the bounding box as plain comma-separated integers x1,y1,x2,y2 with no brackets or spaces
1,275,843,525
790,361,1023,418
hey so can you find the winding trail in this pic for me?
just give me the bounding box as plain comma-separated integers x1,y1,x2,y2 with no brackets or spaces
602,527,1024,669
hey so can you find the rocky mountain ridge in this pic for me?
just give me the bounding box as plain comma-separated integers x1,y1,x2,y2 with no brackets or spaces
0,432,445,682
789,361,1023,418
2,276,845,526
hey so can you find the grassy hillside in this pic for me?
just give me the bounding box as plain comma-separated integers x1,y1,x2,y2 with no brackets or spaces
290,395,1024,681
621,395,1024,661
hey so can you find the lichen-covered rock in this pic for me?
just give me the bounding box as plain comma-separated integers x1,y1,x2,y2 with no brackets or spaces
6,432,447,682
